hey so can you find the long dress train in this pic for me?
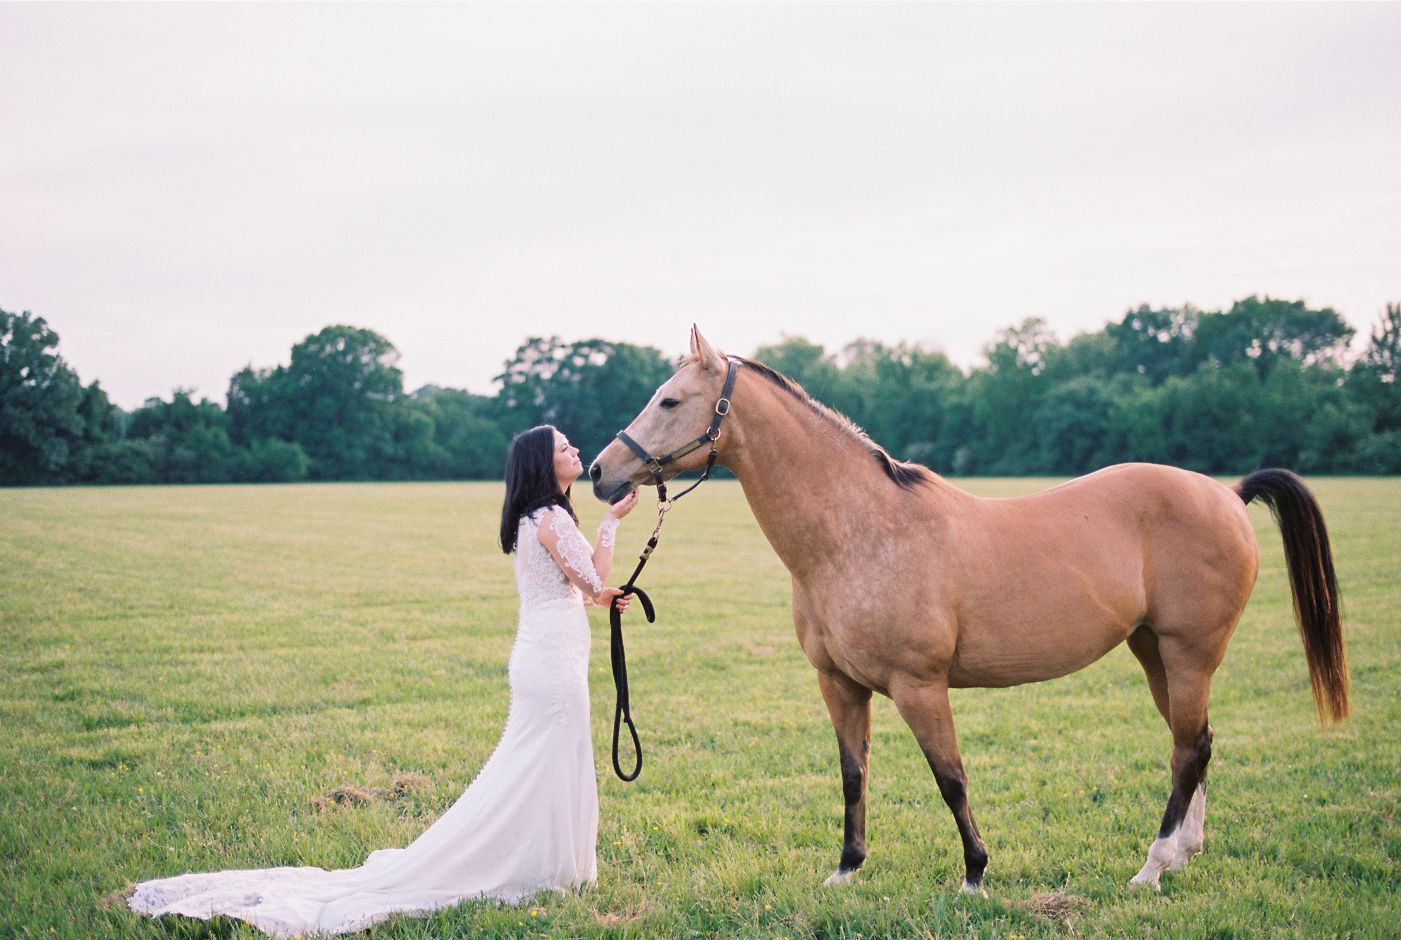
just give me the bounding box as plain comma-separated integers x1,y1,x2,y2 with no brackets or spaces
128,506,604,937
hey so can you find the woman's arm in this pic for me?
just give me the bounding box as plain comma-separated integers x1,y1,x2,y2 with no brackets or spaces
536,506,628,610
593,518,618,586
537,507,604,598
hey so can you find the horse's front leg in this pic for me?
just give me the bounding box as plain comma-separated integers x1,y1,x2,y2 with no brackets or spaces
890,678,989,896
817,669,873,886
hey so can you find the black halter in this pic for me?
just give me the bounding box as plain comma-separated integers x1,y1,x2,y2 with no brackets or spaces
614,359,737,503
606,359,738,781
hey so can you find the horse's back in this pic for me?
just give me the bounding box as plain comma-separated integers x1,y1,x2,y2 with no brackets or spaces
1006,462,1254,550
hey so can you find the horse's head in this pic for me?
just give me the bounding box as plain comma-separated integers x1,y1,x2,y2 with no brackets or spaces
589,326,732,504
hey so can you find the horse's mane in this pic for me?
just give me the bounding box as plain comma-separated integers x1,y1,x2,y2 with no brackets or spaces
727,356,932,491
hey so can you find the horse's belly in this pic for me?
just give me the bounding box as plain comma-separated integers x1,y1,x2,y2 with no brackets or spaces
947,589,1141,688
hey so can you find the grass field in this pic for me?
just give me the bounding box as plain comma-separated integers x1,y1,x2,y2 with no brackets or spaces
1,478,1396,938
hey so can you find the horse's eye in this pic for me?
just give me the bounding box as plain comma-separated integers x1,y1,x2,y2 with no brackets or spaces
659,398,680,410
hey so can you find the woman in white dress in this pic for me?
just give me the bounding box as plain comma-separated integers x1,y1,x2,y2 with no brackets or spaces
128,425,638,936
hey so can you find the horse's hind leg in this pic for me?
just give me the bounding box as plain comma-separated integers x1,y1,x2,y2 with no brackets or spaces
1127,626,1210,877
1127,625,1171,724
1128,626,1210,873
817,670,873,886
1130,636,1215,889
890,679,989,895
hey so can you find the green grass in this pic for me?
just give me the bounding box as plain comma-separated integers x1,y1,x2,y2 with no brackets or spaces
1,478,1396,938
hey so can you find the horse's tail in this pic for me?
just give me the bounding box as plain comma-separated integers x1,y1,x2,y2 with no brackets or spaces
1236,469,1349,723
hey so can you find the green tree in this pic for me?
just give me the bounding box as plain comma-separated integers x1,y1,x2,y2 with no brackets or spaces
234,438,309,482
123,389,239,483
495,337,673,463
287,325,403,479
71,381,122,480
1114,364,1256,471
226,326,405,480
1360,302,1401,384
0,308,108,485
963,318,1058,473
384,403,444,480
413,386,510,479
1102,304,1204,383
836,341,963,463
752,336,846,409
1196,296,1355,376
985,317,1057,376
1350,302,1401,436
226,365,286,448
1034,375,1131,474
1112,359,1368,474
1256,360,1369,471
86,439,158,484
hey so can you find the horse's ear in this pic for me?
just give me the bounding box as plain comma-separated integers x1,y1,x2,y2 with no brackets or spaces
691,325,723,372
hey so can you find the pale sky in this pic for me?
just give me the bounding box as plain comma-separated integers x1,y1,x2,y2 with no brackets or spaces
2,2,1398,410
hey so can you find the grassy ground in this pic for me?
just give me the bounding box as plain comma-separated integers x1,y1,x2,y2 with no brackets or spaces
0,478,1396,938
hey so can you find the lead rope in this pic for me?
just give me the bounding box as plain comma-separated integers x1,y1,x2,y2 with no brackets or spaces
607,442,719,781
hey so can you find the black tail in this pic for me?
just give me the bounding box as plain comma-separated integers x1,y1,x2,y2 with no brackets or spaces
1236,469,1349,723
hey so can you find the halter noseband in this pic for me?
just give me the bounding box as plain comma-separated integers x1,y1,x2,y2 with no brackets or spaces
614,359,737,503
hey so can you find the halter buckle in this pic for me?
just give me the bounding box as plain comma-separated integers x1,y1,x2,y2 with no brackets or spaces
714,397,731,416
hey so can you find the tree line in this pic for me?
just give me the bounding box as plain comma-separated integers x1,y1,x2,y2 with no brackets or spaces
2,295,1398,487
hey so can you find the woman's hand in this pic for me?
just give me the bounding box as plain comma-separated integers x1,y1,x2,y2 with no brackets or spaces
605,488,639,521
593,587,633,613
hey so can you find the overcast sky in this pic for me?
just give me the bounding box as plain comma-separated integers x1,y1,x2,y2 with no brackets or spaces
3,2,1398,410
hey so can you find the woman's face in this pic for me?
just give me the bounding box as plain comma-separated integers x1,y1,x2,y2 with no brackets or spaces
552,430,583,488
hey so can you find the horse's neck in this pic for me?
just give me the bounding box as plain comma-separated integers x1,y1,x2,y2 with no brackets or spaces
722,380,919,577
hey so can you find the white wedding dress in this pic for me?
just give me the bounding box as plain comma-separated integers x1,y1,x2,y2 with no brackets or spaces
129,506,612,937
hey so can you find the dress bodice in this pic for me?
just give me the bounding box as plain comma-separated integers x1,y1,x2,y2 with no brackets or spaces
513,507,602,610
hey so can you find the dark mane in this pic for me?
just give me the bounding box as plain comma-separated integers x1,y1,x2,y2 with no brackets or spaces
730,356,932,491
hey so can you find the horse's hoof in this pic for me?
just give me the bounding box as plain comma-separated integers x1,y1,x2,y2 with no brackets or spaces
959,880,988,898
1128,869,1163,891
823,869,855,887
1131,835,1174,889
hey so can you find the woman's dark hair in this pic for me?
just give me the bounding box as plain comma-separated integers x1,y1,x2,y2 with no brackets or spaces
499,425,578,553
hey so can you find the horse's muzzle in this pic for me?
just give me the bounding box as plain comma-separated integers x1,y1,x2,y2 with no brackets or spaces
590,467,634,504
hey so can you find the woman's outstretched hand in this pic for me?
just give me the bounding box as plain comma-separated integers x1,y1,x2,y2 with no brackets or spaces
594,586,633,614
605,489,639,521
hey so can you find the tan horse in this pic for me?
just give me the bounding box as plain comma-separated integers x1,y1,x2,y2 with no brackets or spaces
589,327,1348,894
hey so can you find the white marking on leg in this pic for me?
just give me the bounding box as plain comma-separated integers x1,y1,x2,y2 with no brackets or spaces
1130,834,1177,889
960,879,988,898
1170,783,1207,869
823,869,855,887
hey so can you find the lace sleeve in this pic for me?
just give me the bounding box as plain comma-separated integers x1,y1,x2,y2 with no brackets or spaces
598,518,619,548
546,508,604,596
